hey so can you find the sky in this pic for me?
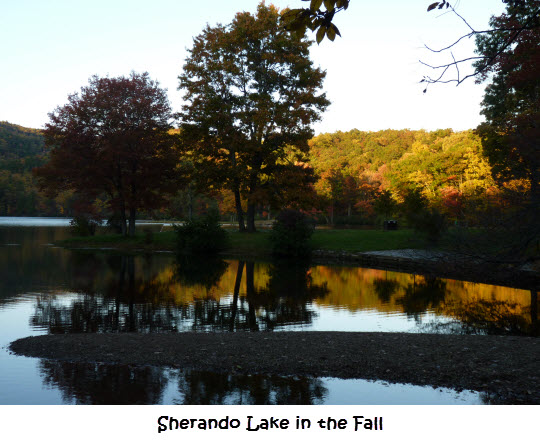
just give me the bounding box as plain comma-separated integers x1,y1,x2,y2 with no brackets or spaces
0,0,506,135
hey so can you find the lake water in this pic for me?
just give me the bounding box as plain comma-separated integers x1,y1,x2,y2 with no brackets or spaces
0,217,536,404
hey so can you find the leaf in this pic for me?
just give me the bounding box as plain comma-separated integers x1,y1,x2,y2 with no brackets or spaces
324,0,335,12
327,26,336,41
310,0,324,12
316,26,326,44
427,2,439,12
332,23,341,37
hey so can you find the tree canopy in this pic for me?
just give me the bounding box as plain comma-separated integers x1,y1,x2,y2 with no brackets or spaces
475,0,540,202
178,2,329,232
34,72,178,235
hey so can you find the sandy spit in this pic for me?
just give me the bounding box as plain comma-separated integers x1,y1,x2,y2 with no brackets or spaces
9,331,540,404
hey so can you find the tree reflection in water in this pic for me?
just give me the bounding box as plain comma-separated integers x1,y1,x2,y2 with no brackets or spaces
30,254,329,333
27,249,537,336
176,371,327,405
38,360,168,405
187,258,329,331
428,290,539,336
398,276,447,321
36,360,327,405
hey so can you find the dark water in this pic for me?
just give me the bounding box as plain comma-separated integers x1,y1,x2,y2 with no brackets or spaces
0,217,536,404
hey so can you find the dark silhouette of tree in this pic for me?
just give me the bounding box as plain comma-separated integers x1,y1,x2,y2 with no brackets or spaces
34,72,178,236
38,360,168,404
421,1,540,88
373,275,400,303
177,370,327,405
281,0,350,43
283,2,540,92
474,1,540,204
398,276,447,321
178,2,329,232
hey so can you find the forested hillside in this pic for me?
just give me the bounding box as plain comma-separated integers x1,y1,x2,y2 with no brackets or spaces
0,121,514,222
0,122,56,216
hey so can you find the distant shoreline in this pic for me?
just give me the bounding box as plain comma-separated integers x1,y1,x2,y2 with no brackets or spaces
10,331,540,404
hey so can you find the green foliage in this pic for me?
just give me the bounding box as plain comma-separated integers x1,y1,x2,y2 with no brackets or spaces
69,216,101,237
0,121,44,160
179,2,329,232
270,209,315,257
373,190,397,219
400,189,428,226
174,213,229,254
409,207,447,244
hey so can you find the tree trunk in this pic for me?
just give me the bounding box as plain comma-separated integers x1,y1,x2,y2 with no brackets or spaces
230,261,244,331
531,289,538,332
187,190,193,221
119,205,127,236
234,186,246,232
128,208,136,237
245,262,258,331
246,202,256,233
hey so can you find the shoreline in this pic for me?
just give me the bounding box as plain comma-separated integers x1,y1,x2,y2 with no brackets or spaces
60,240,539,289
9,331,540,404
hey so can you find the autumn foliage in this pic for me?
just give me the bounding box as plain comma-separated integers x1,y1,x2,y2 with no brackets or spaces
34,72,178,235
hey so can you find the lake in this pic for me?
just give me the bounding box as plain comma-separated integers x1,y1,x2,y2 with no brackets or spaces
0,217,536,404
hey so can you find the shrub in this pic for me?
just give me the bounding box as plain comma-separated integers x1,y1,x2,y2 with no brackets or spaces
106,213,124,234
174,212,229,254
410,208,448,243
270,209,315,257
70,216,101,237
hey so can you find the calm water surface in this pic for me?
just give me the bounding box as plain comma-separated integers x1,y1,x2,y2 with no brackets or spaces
0,217,536,404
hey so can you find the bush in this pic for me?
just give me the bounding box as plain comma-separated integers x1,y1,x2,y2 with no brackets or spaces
174,213,229,254
270,209,315,257
70,216,101,237
410,208,448,243
106,213,124,234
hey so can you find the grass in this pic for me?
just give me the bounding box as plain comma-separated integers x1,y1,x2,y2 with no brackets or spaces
310,228,421,252
59,227,426,256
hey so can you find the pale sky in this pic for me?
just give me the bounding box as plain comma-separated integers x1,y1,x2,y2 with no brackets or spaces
0,0,505,134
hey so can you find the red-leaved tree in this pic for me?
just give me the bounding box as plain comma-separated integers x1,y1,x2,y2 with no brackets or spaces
34,72,178,236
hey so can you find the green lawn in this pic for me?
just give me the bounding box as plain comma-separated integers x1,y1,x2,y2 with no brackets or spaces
60,227,424,255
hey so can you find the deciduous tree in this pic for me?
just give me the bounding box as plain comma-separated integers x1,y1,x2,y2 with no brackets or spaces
34,72,178,236
178,2,329,232
474,0,540,203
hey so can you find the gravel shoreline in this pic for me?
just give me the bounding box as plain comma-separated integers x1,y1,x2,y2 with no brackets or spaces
9,331,540,404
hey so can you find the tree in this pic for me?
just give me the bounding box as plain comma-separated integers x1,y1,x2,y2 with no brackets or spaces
421,1,540,88
178,2,329,232
474,0,540,203
34,72,178,236
283,1,540,89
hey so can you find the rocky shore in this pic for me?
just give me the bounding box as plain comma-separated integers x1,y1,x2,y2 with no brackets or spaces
10,331,540,404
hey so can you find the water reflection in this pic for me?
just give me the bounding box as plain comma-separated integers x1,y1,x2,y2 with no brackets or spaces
30,256,329,333
1,223,537,405
35,359,484,405
22,247,538,336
